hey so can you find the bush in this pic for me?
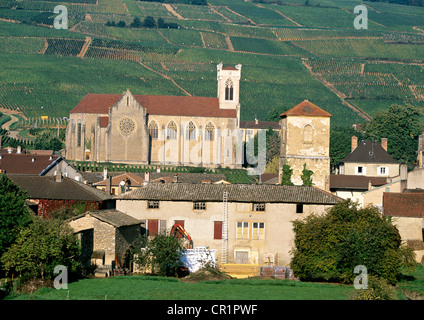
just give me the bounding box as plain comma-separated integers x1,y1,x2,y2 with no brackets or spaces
350,276,398,300
290,200,416,285
133,233,186,277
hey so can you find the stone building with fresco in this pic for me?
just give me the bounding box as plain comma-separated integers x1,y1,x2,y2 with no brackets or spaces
65,63,242,168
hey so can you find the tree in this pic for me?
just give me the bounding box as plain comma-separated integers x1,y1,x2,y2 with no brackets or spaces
364,103,422,170
117,20,126,28
133,233,186,277
291,200,416,285
130,17,142,28
143,16,156,28
34,129,63,151
281,161,294,186
157,17,165,28
0,174,32,270
330,125,365,173
300,163,313,186
1,217,81,280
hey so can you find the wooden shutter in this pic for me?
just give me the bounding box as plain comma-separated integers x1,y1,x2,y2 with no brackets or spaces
148,219,158,236
214,221,222,240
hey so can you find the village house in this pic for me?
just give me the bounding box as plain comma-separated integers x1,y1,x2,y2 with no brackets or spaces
330,136,405,208
7,173,114,217
115,183,341,269
383,191,424,264
67,209,144,273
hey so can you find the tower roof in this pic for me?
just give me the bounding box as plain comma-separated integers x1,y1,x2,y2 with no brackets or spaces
280,100,332,118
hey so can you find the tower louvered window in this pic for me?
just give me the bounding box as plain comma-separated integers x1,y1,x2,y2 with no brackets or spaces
225,79,234,101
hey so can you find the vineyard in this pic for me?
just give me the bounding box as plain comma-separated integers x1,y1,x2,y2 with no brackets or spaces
0,0,422,129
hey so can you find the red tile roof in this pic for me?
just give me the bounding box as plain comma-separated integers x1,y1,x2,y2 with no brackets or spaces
383,192,424,218
0,153,60,174
280,100,332,118
99,116,109,128
70,93,237,118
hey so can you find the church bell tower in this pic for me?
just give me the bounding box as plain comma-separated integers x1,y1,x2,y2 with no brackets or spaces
217,63,241,111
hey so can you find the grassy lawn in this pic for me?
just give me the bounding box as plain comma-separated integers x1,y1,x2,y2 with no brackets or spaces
6,264,424,301
6,276,355,300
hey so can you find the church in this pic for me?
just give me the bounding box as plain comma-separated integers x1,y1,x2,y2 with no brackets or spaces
65,63,243,168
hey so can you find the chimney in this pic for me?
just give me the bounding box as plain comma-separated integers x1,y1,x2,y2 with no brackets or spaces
17,146,22,154
55,172,63,182
31,157,35,162
144,172,150,182
106,176,112,195
255,118,258,125
381,138,388,151
173,173,178,183
103,166,108,181
351,136,358,152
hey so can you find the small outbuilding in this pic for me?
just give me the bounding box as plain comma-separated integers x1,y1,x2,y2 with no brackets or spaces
67,209,145,272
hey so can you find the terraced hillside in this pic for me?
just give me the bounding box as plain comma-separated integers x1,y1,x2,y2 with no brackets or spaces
0,0,423,127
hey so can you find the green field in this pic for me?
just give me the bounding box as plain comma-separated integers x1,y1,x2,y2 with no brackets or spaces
5,276,355,300
0,0,423,126
5,263,424,300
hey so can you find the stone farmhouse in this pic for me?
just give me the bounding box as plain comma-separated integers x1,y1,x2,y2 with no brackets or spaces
115,183,341,267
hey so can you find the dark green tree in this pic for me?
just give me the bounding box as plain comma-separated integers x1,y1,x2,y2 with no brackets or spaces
130,17,142,28
143,16,156,28
300,163,313,186
0,174,32,270
34,129,63,151
133,233,186,277
281,161,294,186
291,200,416,285
1,217,81,280
364,104,422,170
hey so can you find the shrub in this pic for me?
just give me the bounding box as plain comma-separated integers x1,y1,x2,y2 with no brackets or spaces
291,200,416,285
133,233,186,277
350,276,398,300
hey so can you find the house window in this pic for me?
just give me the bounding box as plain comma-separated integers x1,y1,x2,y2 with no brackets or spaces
167,121,178,140
214,221,222,240
147,200,159,209
186,121,196,141
148,121,158,140
378,167,388,176
296,204,303,214
252,222,265,240
193,202,206,210
205,122,215,141
225,79,234,101
355,166,366,175
236,222,249,239
253,203,265,212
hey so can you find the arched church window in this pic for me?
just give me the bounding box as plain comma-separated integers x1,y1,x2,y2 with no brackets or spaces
225,79,234,101
148,121,158,140
304,125,313,143
77,120,82,147
167,121,178,140
186,121,196,141
205,122,215,141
